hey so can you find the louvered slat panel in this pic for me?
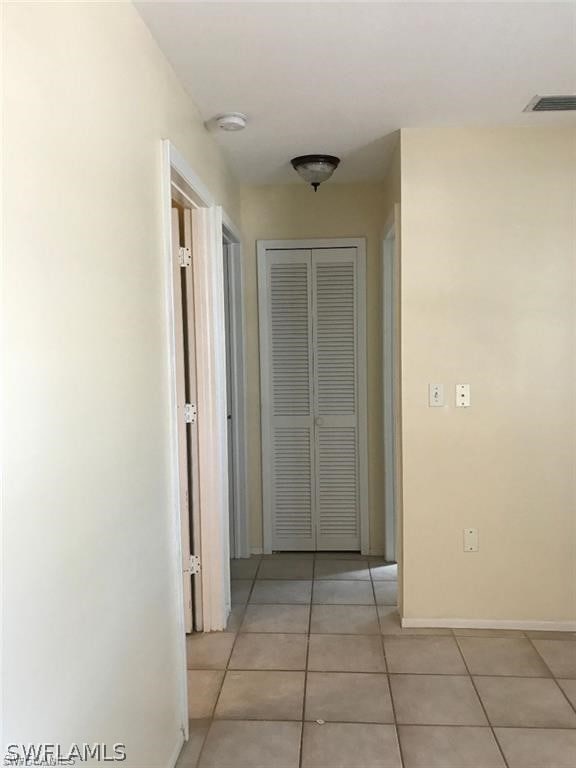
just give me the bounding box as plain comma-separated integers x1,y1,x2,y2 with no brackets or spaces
270,262,311,416
317,428,359,540
313,250,360,550
273,427,314,542
315,263,356,416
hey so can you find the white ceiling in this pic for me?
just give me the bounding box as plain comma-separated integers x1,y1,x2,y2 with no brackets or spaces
136,2,576,184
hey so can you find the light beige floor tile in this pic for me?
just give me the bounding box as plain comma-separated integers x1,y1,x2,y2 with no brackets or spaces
369,562,398,581
314,559,371,581
525,630,576,640
305,672,394,723
457,637,551,677
231,579,253,605
531,639,576,678
385,636,467,675
312,579,374,605
214,670,305,720
557,678,576,709
302,722,401,768
315,551,367,560
310,604,380,634
225,606,245,632
494,727,576,768
186,632,236,670
453,628,526,638
250,579,312,604
230,558,260,579
229,633,308,670
198,720,302,768
390,675,487,725
175,720,211,768
398,725,506,768
378,607,452,636
241,604,310,633
187,670,224,719
258,558,314,579
373,581,397,605
308,634,386,672
474,676,576,727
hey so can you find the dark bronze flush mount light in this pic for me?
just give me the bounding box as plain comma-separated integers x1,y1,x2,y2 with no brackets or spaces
290,154,340,191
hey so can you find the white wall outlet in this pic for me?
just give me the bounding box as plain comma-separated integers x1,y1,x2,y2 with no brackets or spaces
456,383,471,407
428,383,444,407
463,528,479,552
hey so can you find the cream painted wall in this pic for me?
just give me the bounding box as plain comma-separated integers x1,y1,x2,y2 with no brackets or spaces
2,2,239,764
400,126,576,622
241,181,398,554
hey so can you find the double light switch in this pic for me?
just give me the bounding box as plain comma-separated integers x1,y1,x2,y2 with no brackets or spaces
428,384,471,407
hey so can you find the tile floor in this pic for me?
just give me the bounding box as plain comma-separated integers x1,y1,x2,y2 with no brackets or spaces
177,553,576,768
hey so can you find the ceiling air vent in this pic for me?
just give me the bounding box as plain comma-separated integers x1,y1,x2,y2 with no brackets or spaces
524,95,576,112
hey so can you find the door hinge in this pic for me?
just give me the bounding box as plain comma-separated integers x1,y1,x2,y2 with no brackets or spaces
184,403,197,424
178,246,191,268
184,554,201,575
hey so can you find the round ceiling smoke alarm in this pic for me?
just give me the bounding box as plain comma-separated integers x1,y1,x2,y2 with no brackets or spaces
215,113,247,131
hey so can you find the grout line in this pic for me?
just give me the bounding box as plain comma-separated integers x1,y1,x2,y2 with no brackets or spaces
371,564,406,768
298,554,316,768
452,634,511,768
192,570,259,768
525,634,576,716
191,717,576,730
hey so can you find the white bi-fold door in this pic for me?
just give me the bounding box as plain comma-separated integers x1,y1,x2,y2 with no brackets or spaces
258,240,367,552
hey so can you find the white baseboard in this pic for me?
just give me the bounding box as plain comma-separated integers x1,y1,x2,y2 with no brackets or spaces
402,617,576,632
251,547,263,555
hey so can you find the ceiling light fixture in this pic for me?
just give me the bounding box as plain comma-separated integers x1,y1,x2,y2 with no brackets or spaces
291,154,340,191
215,112,248,131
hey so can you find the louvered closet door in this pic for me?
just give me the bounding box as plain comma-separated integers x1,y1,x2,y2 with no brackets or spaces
260,251,315,550
312,249,360,550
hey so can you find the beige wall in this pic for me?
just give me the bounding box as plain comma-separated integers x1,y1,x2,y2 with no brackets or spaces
400,126,576,622
241,176,400,554
2,2,239,763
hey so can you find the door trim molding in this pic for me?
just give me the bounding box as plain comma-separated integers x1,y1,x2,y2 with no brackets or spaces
382,209,400,564
161,140,242,736
257,237,369,554
224,241,250,559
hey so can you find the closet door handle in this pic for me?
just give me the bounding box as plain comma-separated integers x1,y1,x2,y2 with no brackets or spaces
315,417,324,427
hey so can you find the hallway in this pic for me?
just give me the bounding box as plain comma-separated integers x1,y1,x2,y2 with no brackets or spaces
179,553,576,767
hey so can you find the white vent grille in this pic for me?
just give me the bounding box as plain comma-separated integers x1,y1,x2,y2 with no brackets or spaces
317,428,359,539
524,95,576,112
315,263,356,416
273,427,313,540
270,262,311,416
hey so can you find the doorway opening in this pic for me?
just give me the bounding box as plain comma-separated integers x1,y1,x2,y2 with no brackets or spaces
162,141,245,744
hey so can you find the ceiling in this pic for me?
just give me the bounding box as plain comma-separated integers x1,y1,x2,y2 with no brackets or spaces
136,2,576,185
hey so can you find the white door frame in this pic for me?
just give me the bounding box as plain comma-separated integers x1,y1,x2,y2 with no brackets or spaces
160,140,245,733
223,238,251,559
257,238,369,555
382,206,402,569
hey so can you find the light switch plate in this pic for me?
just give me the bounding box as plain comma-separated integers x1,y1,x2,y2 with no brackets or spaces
428,383,444,407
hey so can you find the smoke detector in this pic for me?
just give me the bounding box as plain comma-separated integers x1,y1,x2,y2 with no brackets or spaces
215,113,248,131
